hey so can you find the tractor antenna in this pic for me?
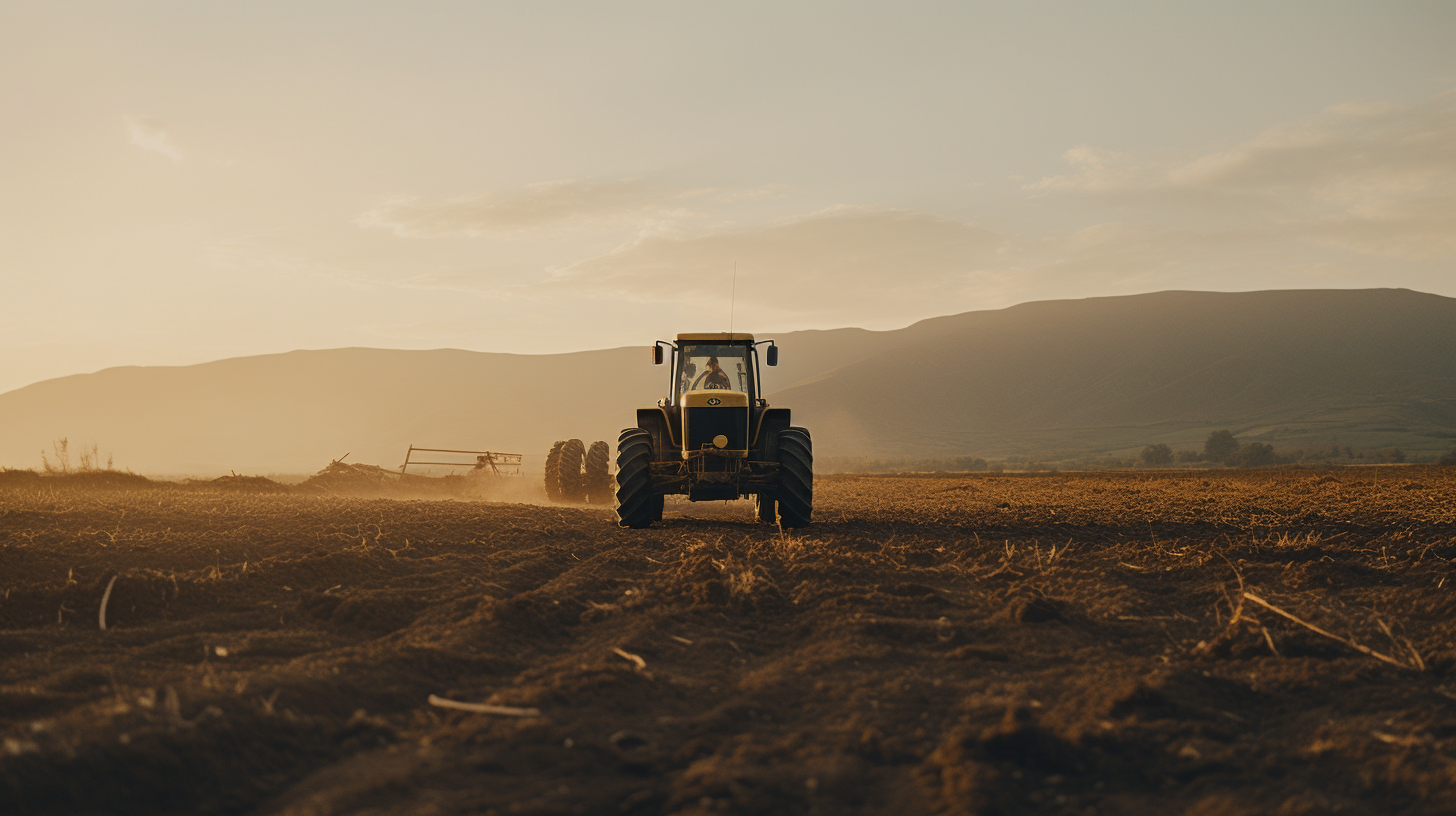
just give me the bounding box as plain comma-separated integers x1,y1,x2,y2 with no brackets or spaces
729,261,737,339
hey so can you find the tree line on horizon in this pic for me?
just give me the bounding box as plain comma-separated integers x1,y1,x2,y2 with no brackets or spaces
822,431,1453,474
1137,430,1273,468
1137,431,1432,469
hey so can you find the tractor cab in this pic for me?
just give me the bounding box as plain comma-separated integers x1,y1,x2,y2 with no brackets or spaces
650,334,775,462
655,333,775,408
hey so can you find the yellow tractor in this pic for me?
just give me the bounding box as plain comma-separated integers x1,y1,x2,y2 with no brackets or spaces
614,333,812,528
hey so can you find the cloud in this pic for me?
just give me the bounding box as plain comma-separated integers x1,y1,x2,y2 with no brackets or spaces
201,237,379,290
544,200,1441,327
126,117,185,162
686,183,791,204
1027,93,1456,261
1026,146,1135,192
549,207,1022,322
1172,97,1456,260
1166,101,1455,195
346,94,1456,330
356,178,687,237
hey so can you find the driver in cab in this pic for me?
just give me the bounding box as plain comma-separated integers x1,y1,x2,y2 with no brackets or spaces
698,356,732,390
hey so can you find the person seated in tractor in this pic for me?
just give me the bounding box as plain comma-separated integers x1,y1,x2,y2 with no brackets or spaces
697,356,732,390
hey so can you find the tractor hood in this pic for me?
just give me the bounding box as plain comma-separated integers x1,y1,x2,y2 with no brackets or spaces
682,391,749,409
681,389,749,456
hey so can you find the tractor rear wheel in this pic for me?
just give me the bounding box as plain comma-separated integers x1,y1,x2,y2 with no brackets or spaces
584,441,611,504
559,439,586,502
615,429,656,528
775,427,812,527
543,440,565,501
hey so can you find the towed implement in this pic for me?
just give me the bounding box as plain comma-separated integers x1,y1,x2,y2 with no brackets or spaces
614,333,812,528
400,445,523,477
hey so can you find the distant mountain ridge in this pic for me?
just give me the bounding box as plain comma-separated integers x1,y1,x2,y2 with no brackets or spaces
2,288,1453,474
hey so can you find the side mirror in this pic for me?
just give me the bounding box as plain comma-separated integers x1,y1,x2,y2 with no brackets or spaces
766,345,778,366
653,344,664,365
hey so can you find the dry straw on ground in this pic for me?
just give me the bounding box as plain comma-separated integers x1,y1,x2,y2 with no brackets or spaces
1,467,1453,814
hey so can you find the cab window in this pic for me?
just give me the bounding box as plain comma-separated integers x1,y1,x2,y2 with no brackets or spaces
676,344,752,401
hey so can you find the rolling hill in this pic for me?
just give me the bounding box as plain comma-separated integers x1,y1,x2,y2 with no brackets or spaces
1,288,1453,474
778,288,1456,461
0,335,879,475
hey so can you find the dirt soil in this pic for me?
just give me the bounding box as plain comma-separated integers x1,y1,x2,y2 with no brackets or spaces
2,468,1455,815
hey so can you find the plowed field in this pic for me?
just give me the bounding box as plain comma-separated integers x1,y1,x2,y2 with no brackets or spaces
3,469,1456,815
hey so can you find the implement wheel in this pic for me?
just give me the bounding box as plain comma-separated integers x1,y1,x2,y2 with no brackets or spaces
584,440,611,504
543,440,565,501
615,429,657,528
558,439,586,502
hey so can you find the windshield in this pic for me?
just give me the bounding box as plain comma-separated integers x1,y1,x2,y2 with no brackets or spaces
675,343,753,402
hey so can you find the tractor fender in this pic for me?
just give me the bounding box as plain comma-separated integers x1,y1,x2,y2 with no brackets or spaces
637,408,678,458
752,408,792,459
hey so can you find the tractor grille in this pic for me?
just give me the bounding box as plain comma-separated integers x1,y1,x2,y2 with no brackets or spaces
685,407,748,452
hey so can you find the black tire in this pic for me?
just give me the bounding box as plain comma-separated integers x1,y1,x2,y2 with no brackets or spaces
585,441,611,504
775,427,812,527
615,429,656,528
755,493,777,525
559,439,586,502
543,440,565,501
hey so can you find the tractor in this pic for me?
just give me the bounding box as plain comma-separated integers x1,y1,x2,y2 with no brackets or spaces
613,333,812,528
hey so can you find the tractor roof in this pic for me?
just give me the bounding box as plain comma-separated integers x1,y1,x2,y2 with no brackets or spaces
676,332,755,343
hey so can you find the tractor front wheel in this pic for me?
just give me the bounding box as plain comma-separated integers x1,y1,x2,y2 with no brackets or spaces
775,427,813,527
615,429,657,528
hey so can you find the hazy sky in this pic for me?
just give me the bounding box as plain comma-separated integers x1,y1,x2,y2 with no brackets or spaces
3,1,1455,393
